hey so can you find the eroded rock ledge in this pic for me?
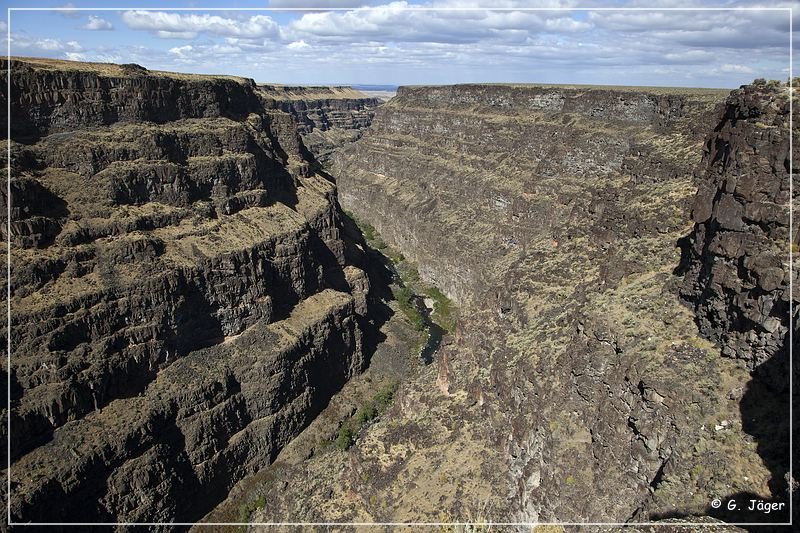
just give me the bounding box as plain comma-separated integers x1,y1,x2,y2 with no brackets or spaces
319,82,793,524
679,82,794,383
2,57,376,523
257,84,382,166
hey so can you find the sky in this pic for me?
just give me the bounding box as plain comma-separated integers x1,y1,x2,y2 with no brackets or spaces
3,1,797,88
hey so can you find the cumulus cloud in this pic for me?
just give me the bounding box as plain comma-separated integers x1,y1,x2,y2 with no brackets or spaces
285,2,590,45
269,0,380,6
12,2,792,87
287,40,311,50
56,3,81,19
431,0,579,7
168,44,193,57
83,15,114,31
157,31,199,39
663,49,714,63
11,34,84,54
122,11,281,39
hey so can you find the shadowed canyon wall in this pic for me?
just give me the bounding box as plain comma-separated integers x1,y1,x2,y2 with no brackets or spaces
323,82,795,524
2,57,377,524
257,84,381,168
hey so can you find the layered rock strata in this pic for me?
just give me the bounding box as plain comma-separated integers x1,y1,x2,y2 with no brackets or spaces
678,81,797,525
2,57,374,523
293,83,792,523
257,84,381,166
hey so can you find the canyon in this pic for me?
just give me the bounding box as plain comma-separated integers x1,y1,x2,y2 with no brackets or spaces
2,58,795,531
3,58,380,525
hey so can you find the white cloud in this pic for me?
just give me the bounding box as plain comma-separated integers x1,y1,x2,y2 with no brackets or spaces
168,45,194,57
269,0,378,6
663,49,714,63
286,2,568,44
287,40,311,50
38,39,64,51
122,11,281,39
717,64,755,74
56,3,81,19
65,52,86,61
589,11,726,33
11,34,84,54
83,16,114,31
10,2,792,88
544,17,592,32
431,0,578,7
157,31,199,39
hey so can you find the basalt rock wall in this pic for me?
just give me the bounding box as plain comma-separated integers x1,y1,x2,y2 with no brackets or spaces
679,83,795,386
3,57,373,524
7,59,263,140
258,85,382,166
334,84,725,304
323,83,791,524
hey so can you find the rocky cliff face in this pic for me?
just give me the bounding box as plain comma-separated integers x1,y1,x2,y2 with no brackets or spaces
257,85,381,166
290,83,792,524
678,82,797,526
5,57,794,528
679,82,794,383
334,84,724,304
3,57,376,523
8,60,262,141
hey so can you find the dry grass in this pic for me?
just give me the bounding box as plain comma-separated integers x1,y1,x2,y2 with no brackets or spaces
402,82,731,97
8,56,253,84
258,84,370,100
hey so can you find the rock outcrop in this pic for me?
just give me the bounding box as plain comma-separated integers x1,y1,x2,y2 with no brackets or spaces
334,84,726,304
7,59,262,141
678,81,797,526
5,57,794,529
3,57,376,524
679,82,794,383
257,84,381,166
270,82,790,525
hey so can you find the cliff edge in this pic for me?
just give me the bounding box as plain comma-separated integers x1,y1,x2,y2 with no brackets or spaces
2,57,377,524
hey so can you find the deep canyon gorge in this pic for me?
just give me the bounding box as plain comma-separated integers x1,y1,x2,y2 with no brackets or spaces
1,57,796,532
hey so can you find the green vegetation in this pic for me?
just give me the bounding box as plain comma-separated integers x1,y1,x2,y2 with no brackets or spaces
335,381,399,451
345,208,456,329
394,284,426,331
335,425,355,451
344,209,388,250
424,285,457,333
236,494,267,525
355,402,378,425
373,382,397,410
384,248,405,264
343,208,458,334
345,210,384,247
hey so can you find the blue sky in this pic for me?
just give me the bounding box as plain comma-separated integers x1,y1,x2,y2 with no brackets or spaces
4,1,797,87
